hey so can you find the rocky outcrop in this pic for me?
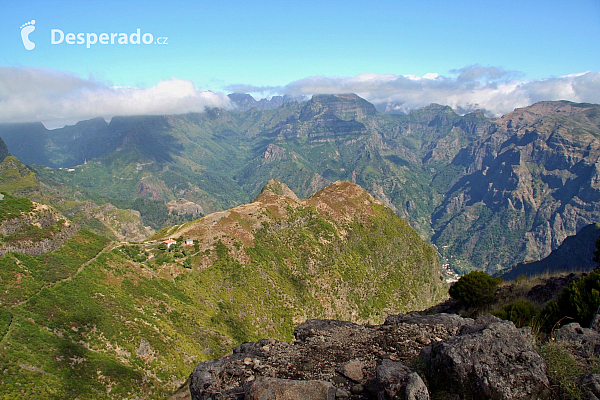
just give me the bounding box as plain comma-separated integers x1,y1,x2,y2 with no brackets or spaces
422,315,549,399
552,322,600,357
375,359,429,400
166,198,205,217
245,377,336,400
137,181,163,200
189,313,550,400
0,222,79,256
0,202,80,256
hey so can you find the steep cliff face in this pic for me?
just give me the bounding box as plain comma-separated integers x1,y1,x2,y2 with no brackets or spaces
300,94,378,121
433,101,600,273
0,136,10,162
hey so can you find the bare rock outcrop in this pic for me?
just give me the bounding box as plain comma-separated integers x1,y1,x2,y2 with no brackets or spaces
189,313,548,400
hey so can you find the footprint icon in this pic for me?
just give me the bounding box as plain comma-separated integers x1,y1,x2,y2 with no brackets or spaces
20,20,35,50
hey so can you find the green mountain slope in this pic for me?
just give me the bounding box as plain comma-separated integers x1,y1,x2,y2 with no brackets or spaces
0,147,152,242
0,180,446,399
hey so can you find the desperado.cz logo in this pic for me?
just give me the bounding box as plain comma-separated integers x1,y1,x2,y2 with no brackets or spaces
20,20,36,50
20,20,168,50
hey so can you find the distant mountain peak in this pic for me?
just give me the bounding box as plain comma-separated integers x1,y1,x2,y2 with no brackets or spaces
228,93,298,111
493,100,600,130
303,93,377,120
254,179,298,202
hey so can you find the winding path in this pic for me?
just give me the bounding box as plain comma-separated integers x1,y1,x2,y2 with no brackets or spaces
8,241,118,310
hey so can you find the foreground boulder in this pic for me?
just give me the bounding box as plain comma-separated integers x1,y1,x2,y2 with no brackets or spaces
421,315,549,399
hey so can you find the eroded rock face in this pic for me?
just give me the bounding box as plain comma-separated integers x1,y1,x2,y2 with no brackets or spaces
422,315,549,399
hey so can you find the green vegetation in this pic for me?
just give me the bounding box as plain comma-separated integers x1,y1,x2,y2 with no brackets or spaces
491,300,539,328
0,156,39,195
540,269,600,330
449,271,502,308
0,230,109,306
132,197,169,229
0,192,33,222
3,99,600,274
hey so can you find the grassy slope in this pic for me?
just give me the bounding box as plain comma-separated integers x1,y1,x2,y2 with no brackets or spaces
0,182,447,399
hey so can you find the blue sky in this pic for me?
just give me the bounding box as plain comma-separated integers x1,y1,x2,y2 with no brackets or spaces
1,0,599,127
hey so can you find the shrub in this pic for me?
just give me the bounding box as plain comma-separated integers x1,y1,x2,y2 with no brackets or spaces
541,269,600,331
492,300,538,327
449,271,502,308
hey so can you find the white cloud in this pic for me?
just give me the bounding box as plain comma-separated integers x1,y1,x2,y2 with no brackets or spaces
0,66,231,128
1,65,599,128
267,67,600,116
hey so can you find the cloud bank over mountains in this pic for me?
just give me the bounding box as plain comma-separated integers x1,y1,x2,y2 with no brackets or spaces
1,65,599,128
229,66,600,116
0,67,231,128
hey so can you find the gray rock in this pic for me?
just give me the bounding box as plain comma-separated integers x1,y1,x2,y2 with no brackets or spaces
554,322,600,356
375,359,429,400
338,360,363,382
422,316,548,399
190,340,274,399
245,377,336,400
350,384,363,394
189,359,245,400
404,373,430,400
590,305,600,331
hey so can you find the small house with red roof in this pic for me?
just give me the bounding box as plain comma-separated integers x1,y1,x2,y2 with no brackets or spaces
163,238,177,249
